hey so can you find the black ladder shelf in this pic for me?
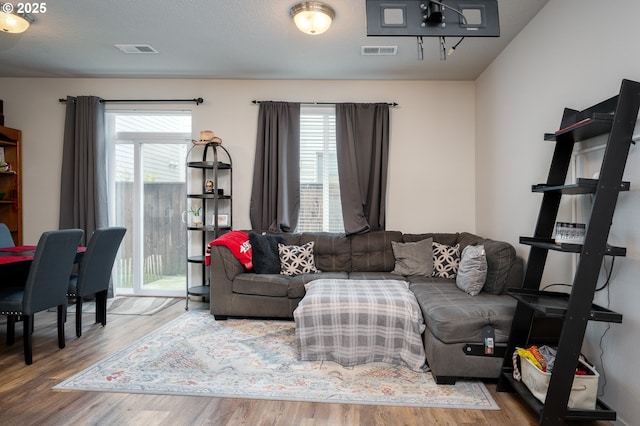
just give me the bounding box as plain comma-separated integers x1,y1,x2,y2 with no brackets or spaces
185,142,233,310
497,79,640,425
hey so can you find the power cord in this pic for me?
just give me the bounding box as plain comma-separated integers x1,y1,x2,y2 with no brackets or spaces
597,282,611,397
448,37,465,56
422,1,467,59
540,283,572,291
596,255,615,396
595,256,615,292
539,255,615,397
539,256,615,292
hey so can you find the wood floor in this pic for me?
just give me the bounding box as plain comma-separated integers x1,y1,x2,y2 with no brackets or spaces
0,299,611,426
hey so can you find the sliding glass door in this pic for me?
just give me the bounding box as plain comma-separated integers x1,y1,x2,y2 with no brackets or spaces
106,111,191,296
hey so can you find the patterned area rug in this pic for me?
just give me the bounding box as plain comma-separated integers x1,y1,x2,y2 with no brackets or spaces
54,311,499,409
67,296,180,316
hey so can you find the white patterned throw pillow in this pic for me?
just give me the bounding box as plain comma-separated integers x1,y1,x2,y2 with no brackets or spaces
431,242,460,278
278,241,319,276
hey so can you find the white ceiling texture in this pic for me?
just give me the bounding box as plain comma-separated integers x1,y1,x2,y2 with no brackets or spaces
0,0,549,80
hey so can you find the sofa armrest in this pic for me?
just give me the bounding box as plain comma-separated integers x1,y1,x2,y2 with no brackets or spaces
209,245,246,314
211,244,246,280
504,255,524,293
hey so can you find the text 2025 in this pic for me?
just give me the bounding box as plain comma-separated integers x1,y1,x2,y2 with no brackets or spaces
16,3,47,14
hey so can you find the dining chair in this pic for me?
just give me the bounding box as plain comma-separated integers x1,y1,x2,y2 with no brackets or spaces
67,227,126,337
0,223,15,247
0,228,84,365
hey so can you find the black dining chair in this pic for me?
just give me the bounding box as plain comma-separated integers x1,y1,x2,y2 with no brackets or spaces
0,223,15,247
0,228,84,365
67,227,126,337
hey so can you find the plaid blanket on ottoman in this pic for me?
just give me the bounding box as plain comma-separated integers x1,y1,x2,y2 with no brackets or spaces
293,279,426,371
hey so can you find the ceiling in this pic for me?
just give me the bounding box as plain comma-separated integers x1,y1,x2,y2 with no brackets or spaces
0,0,549,80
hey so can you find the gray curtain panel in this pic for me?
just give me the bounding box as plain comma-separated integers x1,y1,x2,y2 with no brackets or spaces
59,96,108,246
250,101,301,232
335,103,390,235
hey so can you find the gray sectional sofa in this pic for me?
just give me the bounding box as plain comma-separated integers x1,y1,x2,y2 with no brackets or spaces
209,230,523,384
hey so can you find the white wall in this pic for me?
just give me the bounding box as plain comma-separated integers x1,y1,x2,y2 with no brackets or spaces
476,0,640,424
0,78,476,243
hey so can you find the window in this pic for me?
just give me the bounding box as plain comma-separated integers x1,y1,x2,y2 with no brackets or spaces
298,105,344,232
105,111,191,296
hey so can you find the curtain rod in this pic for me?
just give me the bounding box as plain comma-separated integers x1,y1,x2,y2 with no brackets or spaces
59,97,204,105
252,100,398,107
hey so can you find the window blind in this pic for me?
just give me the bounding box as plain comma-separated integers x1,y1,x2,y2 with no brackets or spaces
298,105,343,232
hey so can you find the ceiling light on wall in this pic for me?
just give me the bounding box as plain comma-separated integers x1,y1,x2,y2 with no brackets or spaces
291,2,335,35
0,3,34,33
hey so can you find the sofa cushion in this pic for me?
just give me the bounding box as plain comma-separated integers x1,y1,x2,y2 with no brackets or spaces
249,232,285,274
287,272,349,298
390,238,433,276
456,245,488,296
282,233,302,246
410,281,516,344
455,232,484,253
299,232,351,272
348,271,407,281
403,233,459,246
350,231,402,272
431,242,460,279
481,240,516,294
233,273,293,297
278,241,320,276
232,272,348,299
405,275,450,285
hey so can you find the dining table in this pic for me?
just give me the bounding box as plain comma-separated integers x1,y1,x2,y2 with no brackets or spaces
0,245,85,288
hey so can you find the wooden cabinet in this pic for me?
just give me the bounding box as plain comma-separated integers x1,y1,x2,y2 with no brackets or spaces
0,125,22,245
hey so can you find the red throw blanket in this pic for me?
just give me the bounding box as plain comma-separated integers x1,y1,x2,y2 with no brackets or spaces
207,230,253,269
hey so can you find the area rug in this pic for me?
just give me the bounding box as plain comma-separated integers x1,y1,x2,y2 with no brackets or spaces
53,311,499,409
67,296,180,316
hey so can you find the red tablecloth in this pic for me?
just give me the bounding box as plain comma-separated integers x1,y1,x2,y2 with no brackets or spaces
0,255,33,264
0,245,37,252
0,246,85,265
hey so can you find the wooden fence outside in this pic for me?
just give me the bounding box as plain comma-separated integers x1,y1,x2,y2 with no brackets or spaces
116,182,187,285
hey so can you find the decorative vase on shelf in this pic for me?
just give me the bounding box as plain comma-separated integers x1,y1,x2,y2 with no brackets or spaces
182,208,203,227
191,207,203,226
191,215,203,227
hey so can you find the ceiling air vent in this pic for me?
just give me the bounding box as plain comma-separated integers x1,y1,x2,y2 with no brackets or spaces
114,44,159,54
361,46,398,56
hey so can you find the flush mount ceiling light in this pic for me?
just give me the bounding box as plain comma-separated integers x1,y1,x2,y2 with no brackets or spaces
290,2,335,35
0,3,35,33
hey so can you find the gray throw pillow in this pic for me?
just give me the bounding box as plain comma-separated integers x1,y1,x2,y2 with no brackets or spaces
391,238,433,276
456,244,488,296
